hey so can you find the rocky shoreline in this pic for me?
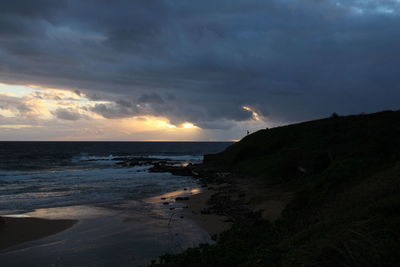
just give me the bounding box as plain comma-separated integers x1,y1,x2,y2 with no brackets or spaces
125,157,270,223
115,156,267,236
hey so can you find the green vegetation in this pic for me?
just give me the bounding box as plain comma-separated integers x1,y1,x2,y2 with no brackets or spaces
151,110,400,266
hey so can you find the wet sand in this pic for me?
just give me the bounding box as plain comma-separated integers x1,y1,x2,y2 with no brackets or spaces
0,188,213,267
0,217,77,251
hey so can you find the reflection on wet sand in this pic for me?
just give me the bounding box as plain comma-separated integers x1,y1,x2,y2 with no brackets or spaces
0,187,211,267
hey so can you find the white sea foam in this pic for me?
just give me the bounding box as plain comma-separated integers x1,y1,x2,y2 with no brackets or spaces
71,154,203,164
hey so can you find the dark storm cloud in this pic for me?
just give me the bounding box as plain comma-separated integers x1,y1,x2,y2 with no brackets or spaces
90,103,140,119
0,0,400,128
0,0,64,17
51,108,86,121
138,93,164,104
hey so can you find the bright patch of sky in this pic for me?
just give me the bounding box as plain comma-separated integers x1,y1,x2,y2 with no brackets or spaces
0,84,261,140
0,84,35,97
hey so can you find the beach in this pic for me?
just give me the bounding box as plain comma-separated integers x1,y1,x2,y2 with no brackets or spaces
0,141,277,266
0,185,231,266
0,166,292,266
0,142,235,265
178,185,232,236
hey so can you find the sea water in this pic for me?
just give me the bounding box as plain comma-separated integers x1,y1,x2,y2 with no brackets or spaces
0,142,231,215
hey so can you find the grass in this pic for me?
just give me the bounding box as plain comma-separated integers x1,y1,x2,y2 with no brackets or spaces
150,110,400,266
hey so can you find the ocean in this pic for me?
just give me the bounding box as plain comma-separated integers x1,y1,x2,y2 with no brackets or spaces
0,142,232,215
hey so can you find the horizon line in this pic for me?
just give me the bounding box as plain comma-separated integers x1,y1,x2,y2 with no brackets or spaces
0,140,237,143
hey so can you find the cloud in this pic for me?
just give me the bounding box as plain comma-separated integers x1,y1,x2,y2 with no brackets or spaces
137,93,165,104
0,1,64,18
90,103,139,119
0,93,32,114
0,0,399,135
51,108,87,121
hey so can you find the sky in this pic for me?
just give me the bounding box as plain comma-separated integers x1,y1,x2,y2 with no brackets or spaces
0,0,399,141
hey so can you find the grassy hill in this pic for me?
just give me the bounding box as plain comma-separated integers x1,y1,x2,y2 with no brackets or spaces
152,110,400,266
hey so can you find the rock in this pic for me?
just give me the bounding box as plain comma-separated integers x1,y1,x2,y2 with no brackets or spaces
149,164,194,176
162,202,169,205
200,209,210,214
175,197,189,201
169,207,175,210
161,197,166,200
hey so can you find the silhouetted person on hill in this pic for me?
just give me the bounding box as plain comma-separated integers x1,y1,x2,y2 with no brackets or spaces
247,130,250,135
331,112,339,119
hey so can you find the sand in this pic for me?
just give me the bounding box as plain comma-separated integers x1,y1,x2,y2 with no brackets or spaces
179,175,293,236
178,186,232,236
0,216,77,251
0,177,290,253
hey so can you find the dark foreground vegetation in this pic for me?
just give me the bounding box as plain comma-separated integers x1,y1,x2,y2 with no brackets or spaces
150,110,400,267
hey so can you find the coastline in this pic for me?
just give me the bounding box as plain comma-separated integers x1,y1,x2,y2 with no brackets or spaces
0,168,290,264
177,171,292,229
150,111,400,266
0,187,218,266
2,111,399,266
0,161,288,264
0,216,77,251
